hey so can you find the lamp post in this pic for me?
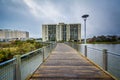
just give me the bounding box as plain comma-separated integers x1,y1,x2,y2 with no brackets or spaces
82,14,89,44
82,14,89,57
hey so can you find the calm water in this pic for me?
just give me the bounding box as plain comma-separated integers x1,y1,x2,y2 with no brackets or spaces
68,43,120,80
86,44,120,54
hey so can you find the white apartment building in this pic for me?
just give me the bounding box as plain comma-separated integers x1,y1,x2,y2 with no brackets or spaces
42,23,81,42
0,29,29,41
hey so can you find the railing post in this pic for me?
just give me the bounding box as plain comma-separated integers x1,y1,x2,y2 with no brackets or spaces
103,49,108,71
50,44,52,52
85,45,87,57
42,47,45,62
14,55,21,80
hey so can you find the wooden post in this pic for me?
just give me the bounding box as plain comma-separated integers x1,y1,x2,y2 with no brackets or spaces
14,55,21,80
103,49,108,71
85,45,87,57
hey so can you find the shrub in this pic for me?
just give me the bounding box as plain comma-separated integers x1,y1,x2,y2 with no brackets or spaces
0,40,44,62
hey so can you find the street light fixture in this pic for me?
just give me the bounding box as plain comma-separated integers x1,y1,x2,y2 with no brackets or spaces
82,14,89,44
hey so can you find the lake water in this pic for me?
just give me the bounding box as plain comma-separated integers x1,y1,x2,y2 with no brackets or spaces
87,44,120,54
67,43,120,80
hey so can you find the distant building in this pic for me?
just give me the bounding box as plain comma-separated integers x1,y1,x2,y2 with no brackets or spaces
0,29,29,41
42,23,81,42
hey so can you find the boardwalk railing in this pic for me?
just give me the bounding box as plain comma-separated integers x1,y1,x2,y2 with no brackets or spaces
0,43,56,80
66,42,120,80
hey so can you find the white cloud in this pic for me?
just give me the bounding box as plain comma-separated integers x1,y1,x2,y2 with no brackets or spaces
22,0,120,38
23,0,66,23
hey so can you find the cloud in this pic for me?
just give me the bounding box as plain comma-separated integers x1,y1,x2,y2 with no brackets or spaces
0,0,120,38
23,0,66,23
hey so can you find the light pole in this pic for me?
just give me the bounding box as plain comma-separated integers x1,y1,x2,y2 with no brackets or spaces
82,14,89,44
82,14,89,57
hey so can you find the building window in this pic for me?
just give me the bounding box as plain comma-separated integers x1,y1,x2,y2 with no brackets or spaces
62,25,67,41
48,25,56,41
70,24,78,41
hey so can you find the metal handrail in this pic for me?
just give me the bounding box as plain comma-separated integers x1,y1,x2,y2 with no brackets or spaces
0,58,16,66
65,42,120,79
87,46,120,56
107,51,120,56
21,48,42,58
87,46,103,51
0,43,56,80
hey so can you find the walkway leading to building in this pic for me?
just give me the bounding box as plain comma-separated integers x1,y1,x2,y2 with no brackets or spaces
29,43,114,80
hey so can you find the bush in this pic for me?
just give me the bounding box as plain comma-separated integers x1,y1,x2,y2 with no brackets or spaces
0,48,13,62
0,40,44,62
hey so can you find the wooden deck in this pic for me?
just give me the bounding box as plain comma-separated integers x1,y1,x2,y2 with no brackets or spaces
29,43,115,80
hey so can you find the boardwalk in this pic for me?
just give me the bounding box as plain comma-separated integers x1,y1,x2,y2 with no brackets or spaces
29,43,114,80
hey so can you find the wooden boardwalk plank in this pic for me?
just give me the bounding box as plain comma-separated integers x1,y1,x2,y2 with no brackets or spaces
29,43,115,80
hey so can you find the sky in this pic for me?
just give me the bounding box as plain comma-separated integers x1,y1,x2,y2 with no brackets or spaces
0,0,120,38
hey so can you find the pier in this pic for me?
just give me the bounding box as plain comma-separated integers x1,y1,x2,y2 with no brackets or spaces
29,43,114,80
